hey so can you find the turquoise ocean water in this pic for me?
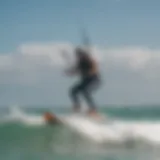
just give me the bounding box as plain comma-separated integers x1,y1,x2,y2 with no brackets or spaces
0,106,160,160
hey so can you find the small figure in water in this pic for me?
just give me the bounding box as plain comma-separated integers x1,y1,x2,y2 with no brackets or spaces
44,112,61,125
66,47,101,116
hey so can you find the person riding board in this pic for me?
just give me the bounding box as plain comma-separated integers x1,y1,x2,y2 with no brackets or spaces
44,46,101,123
66,47,101,116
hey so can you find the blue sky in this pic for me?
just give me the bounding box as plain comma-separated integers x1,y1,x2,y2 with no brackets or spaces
0,0,160,53
0,0,160,106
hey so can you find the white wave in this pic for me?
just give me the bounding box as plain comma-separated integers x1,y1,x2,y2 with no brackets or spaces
1,105,46,126
1,106,160,146
60,114,160,145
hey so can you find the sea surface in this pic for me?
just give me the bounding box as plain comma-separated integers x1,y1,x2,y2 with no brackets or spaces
0,106,160,160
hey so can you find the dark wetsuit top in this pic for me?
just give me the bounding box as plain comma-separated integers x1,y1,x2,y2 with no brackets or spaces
77,56,97,79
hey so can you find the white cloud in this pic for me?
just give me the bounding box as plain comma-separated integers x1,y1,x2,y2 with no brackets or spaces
3,43,160,68
1,42,160,83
